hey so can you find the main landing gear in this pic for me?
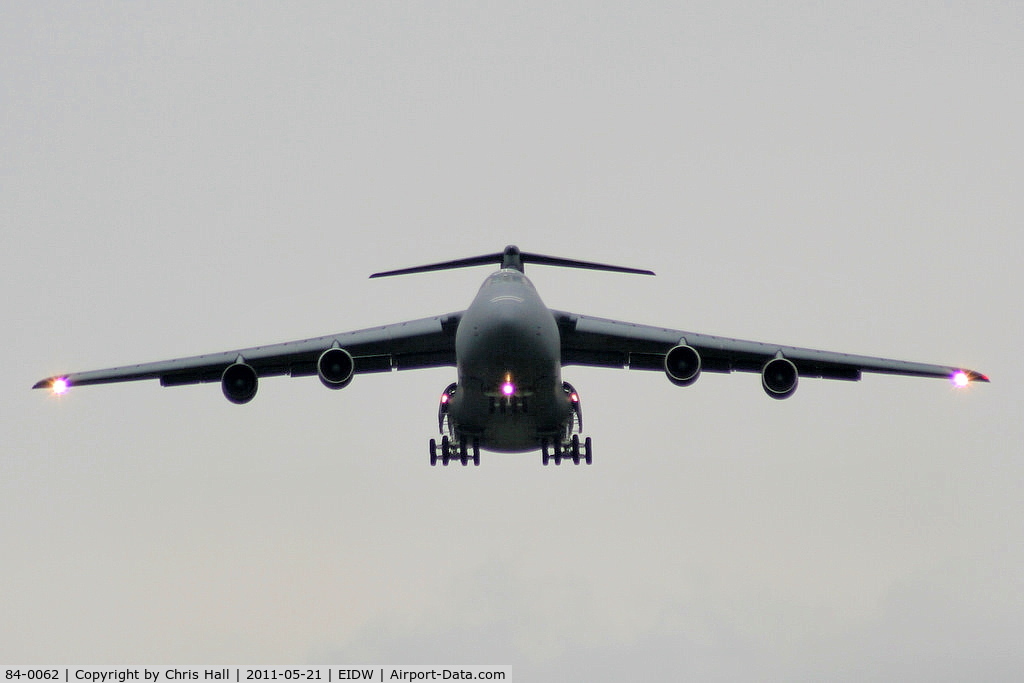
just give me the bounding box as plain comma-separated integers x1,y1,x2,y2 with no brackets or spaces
429,435,481,467
541,435,593,466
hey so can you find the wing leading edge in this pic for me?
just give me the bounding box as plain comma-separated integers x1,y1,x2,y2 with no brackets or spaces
555,311,988,385
34,312,462,392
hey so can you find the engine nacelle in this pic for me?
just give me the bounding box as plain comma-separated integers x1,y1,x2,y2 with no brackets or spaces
664,344,701,387
318,347,355,389
222,362,258,404
762,357,798,399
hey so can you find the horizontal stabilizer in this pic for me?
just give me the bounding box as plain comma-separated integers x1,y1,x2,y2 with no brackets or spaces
370,245,655,278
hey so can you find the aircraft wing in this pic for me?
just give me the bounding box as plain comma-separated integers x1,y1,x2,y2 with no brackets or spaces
34,312,462,392
553,310,989,384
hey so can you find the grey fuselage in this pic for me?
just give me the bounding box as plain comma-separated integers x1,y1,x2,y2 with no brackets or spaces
448,269,573,452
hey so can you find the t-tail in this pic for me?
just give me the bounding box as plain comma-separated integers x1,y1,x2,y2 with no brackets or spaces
369,244,656,278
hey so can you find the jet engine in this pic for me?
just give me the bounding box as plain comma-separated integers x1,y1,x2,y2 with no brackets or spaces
664,344,701,386
762,357,798,399
222,362,258,404
318,347,355,389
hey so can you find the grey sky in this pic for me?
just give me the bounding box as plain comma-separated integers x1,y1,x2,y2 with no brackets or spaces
3,2,1021,679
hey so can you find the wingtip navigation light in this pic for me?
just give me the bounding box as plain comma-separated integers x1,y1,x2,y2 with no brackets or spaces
952,370,989,388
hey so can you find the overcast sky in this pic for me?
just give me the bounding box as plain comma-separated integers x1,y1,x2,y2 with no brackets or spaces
3,2,1021,679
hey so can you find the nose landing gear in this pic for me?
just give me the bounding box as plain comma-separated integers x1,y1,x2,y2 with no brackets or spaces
430,435,480,467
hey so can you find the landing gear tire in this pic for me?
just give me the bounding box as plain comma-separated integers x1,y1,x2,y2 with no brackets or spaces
571,434,581,465
542,440,550,466
432,436,481,467
584,437,593,465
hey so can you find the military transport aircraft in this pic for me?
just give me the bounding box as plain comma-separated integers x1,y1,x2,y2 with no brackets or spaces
35,245,987,467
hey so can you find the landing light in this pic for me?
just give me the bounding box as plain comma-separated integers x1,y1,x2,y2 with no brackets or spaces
502,381,515,396
952,371,970,388
52,378,69,395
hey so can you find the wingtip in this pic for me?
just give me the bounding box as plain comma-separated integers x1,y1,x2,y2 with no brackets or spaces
957,370,990,385
33,376,71,392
